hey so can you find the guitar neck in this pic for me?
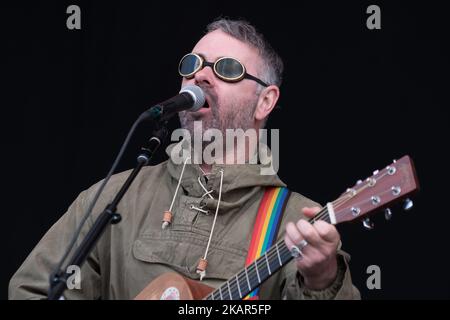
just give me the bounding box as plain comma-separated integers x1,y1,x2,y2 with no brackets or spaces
204,212,332,300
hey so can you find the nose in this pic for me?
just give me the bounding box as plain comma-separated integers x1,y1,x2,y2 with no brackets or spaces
193,65,215,87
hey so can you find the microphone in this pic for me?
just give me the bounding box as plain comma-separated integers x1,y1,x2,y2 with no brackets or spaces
143,85,205,121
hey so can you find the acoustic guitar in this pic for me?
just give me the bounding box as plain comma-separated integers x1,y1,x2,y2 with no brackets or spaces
135,155,419,300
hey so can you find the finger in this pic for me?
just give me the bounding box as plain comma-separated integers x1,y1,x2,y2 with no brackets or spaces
296,219,322,247
284,233,296,251
302,206,322,218
285,222,304,246
284,234,315,267
313,220,340,245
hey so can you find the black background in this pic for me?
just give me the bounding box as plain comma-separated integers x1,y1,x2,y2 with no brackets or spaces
1,0,449,300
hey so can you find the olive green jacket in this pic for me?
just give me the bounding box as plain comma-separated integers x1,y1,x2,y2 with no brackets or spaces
9,148,360,300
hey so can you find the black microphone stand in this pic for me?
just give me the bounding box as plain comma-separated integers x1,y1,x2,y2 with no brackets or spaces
47,121,168,300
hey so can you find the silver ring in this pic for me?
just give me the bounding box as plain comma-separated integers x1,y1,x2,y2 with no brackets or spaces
290,240,308,260
298,239,308,250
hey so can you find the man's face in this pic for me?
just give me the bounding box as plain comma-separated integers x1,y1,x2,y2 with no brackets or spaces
179,30,263,137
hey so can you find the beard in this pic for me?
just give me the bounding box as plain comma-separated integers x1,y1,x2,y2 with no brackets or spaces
179,86,258,142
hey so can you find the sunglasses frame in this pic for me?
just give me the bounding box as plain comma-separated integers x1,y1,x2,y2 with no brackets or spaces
178,53,269,87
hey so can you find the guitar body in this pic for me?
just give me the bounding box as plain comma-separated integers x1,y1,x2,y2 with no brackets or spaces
135,272,214,300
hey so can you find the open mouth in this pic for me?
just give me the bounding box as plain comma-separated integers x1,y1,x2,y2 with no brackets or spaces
201,99,210,109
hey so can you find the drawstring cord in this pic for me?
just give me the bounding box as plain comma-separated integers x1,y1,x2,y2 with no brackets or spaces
189,175,214,214
162,156,190,229
197,176,214,199
190,205,209,214
196,169,224,281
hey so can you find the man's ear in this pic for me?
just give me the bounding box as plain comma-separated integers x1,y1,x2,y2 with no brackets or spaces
254,85,280,121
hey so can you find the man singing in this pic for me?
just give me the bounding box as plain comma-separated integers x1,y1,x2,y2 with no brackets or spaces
9,18,360,300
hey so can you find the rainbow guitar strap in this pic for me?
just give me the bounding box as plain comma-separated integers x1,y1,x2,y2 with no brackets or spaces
244,186,291,300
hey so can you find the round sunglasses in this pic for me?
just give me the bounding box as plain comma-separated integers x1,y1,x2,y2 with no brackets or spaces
178,53,269,87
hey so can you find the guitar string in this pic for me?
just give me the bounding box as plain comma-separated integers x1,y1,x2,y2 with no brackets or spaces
208,237,291,299
333,187,401,212
209,242,293,300
312,169,390,222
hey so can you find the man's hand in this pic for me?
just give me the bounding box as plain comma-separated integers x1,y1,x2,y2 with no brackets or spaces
284,206,340,290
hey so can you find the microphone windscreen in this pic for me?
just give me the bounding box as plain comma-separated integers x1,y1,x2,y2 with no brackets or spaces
179,85,205,111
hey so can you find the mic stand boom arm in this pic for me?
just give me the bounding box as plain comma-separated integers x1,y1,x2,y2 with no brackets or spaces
47,123,168,300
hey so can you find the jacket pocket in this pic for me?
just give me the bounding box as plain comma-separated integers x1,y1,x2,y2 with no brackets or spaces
132,230,247,281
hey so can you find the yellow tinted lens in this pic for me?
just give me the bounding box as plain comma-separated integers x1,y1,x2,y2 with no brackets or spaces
179,54,202,77
214,58,244,81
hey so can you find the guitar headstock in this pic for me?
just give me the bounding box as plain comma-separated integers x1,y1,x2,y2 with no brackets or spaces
332,155,419,227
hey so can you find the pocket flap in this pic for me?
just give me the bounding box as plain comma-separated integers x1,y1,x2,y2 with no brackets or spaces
133,231,247,281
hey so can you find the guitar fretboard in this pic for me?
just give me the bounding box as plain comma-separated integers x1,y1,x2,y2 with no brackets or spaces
204,212,331,300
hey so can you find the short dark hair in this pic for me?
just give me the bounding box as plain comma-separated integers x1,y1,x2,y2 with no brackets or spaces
206,18,284,88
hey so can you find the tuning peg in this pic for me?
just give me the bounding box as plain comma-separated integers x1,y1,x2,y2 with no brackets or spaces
403,198,413,211
363,218,374,230
384,208,392,220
